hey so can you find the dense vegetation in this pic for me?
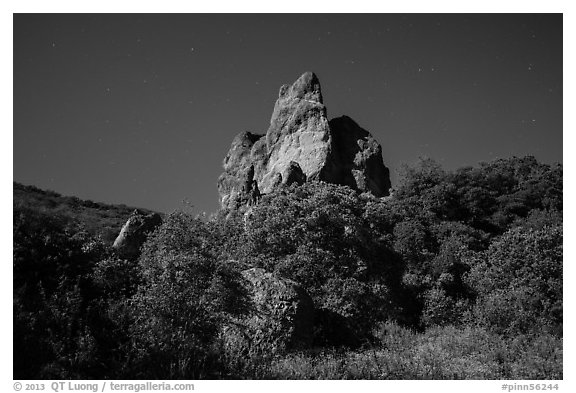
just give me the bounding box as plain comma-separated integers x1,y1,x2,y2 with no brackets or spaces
13,156,562,379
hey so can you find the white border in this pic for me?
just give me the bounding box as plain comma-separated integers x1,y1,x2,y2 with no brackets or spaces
3,2,572,392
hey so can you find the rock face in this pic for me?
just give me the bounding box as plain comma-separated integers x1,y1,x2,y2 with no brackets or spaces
262,72,338,192
112,210,162,259
218,132,264,209
222,267,314,355
329,115,391,197
218,71,391,209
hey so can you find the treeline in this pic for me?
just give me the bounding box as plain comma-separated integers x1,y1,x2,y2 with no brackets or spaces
13,156,562,379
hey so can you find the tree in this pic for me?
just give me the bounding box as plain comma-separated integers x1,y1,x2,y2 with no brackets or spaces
465,225,562,335
125,212,249,378
240,182,405,345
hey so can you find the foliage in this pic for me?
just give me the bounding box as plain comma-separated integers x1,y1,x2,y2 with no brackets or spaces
259,323,562,379
465,225,562,335
384,156,562,331
13,205,125,378
238,182,405,345
391,156,562,235
13,155,562,379
124,212,249,379
14,182,158,243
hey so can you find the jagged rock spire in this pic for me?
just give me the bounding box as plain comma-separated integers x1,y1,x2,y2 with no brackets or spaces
217,72,391,210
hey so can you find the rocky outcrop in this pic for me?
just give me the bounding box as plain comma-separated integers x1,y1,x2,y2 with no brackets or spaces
218,71,391,209
112,210,162,259
261,72,338,193
218,132,264,209
329,115,391,197
222,268,314,355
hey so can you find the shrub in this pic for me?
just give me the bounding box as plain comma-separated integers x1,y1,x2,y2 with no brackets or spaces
465,225,562,335
125,212,249,378
13,205,115,378
240,182,405,344
262,324,562,379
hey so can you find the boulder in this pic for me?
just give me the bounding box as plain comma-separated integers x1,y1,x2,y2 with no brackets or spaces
222,267,314,355
112,210,162,259
217,71,391,210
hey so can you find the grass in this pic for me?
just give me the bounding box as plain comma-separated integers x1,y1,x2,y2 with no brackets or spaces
13,182,158,243
242,322,562,379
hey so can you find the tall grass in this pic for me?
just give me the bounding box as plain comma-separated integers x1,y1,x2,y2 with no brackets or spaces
240,322,562,379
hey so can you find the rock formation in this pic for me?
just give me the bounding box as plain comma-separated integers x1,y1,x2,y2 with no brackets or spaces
222,267,314,355
112,209,162,259
329,115,391,197
218,71,391,209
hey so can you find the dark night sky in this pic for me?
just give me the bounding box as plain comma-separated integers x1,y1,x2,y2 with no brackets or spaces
13,14,562,214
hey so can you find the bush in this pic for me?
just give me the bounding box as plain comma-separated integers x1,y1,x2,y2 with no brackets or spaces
13,205,115,378
239,182,405,345
421,287,471,328
465,225,562,335
124,212,249,378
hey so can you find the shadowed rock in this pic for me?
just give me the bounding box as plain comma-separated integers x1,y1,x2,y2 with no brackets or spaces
222,267,314,354
283,161,307,186
217,132,264,209
329,115,391,197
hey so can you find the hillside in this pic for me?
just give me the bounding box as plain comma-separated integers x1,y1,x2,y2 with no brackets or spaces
13,182,158,243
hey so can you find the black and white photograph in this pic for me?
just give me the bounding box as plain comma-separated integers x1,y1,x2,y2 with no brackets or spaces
9,5,567,387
